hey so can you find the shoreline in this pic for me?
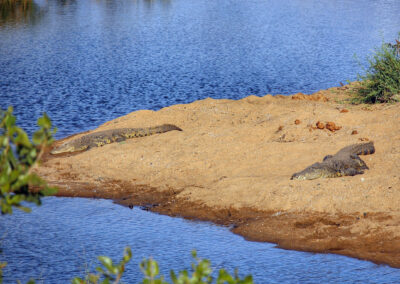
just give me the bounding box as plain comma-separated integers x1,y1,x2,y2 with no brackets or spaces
49,180,400,269
37,84,400,268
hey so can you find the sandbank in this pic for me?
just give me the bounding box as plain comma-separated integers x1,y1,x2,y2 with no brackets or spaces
37,84,400,268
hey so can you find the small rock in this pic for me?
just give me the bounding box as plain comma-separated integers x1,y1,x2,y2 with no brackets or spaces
351,130,358,135
326,121,342,132
316,121,325,129
359,137,369,141
294,119,301,125
340,109,349,113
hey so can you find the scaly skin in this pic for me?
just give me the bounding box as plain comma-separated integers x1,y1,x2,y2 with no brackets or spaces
51,124,182,154
291,142,375,180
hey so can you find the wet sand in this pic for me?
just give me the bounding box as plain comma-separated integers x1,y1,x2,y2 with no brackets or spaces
37,84,400,268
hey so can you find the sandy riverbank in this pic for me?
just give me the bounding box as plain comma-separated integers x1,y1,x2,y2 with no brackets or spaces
37,84,400,268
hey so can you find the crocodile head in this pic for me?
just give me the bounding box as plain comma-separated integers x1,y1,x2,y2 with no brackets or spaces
50,140,88,154
290,171,322,180
291,165,341,180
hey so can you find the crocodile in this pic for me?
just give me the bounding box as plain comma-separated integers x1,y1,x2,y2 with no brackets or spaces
51,124,182,154
290,141,375,180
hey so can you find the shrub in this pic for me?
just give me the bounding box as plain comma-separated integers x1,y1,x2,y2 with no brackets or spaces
353,33,400,103
0,106,57,215
73,249,253,284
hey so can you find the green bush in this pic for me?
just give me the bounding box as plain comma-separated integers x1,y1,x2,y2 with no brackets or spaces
73,249,253,284
0,106,57,215
353,33,400,103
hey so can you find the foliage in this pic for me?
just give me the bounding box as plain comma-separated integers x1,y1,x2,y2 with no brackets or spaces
142,250,253,284
0,106,57,215
72,247,133,284
74,249,253,284
353,33,400,103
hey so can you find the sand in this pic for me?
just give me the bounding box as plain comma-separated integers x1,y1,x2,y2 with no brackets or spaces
37,84,400,268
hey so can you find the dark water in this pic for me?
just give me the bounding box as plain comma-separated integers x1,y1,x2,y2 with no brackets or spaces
1,0,400,282
1,198,399,283
1,0,400,137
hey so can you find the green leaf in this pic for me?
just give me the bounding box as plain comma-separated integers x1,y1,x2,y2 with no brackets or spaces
40,186,58,196
32,131,45,145
88,273,100,283
170,270,178,283
37,113,52,129
1,202,12,214
14,129,31,148
98,256,114,272
4,113,16,129
0,136,8,147
18,205,32,213
123,247,132,262
10,194,24,204
217,269,233,283
71,277,84,284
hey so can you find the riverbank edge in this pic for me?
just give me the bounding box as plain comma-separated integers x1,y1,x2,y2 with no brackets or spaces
44,177,400,269
37,84,400,269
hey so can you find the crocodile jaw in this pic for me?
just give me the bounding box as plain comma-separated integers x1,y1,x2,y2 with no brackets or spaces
290,173,308,180
291,169,341,180
50,141,87,154
51,143,75,154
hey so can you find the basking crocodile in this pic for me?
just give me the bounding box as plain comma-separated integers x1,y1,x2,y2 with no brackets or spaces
51,124,182,154
291,141,375,180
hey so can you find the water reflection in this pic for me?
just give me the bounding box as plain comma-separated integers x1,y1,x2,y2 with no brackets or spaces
57,0,76,6
142,0,171,10
0,0,43,26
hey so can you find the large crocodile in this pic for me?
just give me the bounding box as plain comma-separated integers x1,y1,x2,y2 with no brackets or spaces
291,141,375,180
51,124,182,154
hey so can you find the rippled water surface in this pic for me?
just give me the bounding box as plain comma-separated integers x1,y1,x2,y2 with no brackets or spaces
1,198,399,283
1,0,400,136
1,0,400,282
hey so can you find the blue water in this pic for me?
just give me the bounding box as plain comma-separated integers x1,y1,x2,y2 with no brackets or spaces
1,0,400,282
1,198,399,283
1,0,400,137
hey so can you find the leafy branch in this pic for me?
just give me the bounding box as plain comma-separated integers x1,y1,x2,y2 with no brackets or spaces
0,106,57,215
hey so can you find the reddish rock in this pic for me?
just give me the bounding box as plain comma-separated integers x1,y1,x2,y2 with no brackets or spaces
326,121,342,132
316,121,325,129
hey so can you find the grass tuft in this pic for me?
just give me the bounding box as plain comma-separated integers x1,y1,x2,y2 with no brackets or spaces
352,33,400,104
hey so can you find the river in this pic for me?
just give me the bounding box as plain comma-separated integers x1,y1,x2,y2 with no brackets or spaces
1,0,400,282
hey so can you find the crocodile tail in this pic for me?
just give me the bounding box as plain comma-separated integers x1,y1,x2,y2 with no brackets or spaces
353,141,375,155
150,124,183,134
337,141,375,156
